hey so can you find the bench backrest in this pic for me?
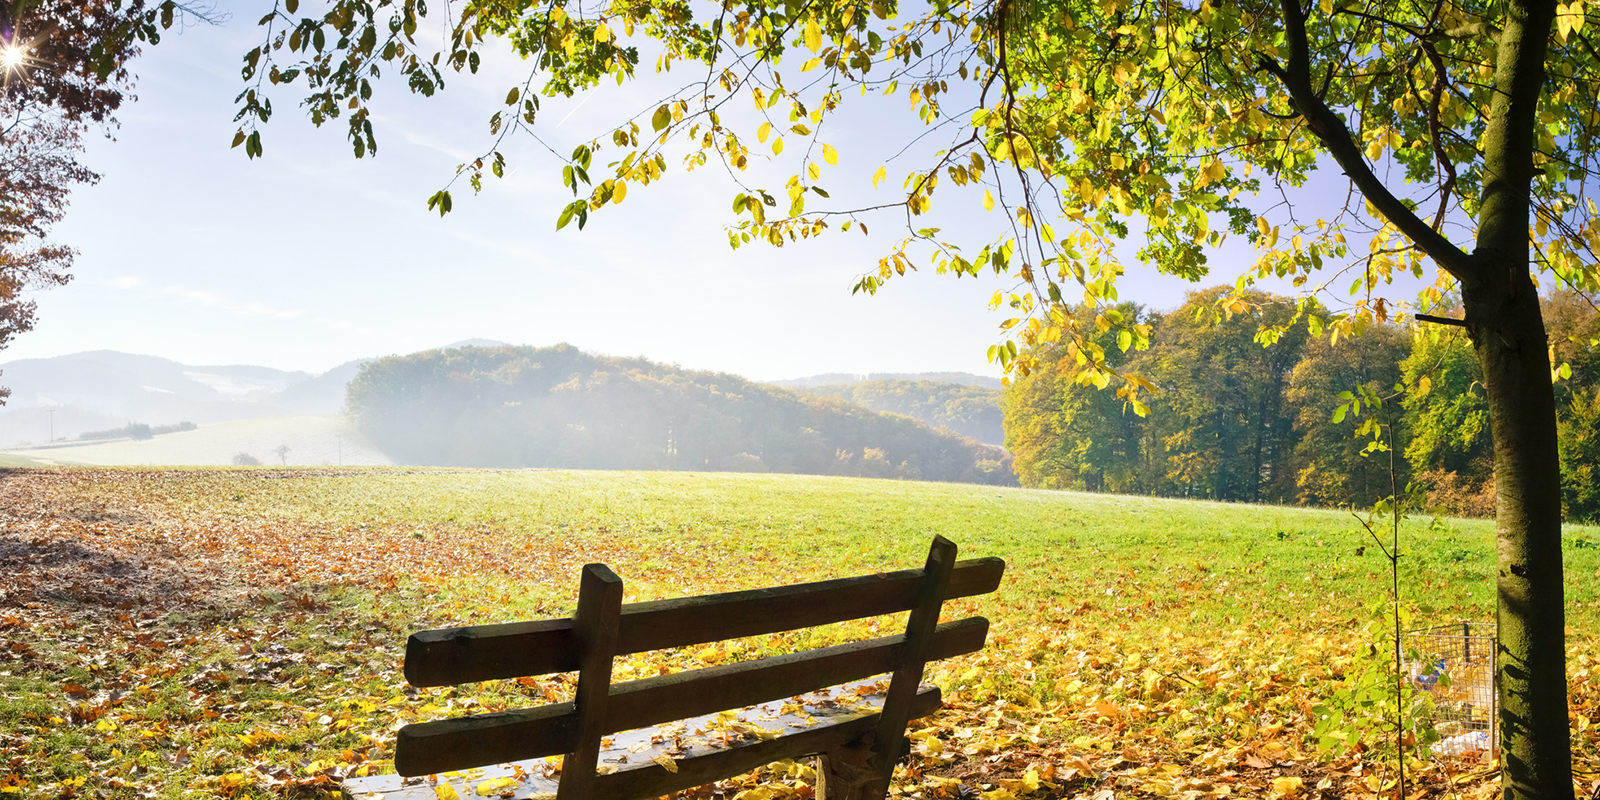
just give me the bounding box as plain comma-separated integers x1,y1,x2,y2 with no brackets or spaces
395,536,1004,800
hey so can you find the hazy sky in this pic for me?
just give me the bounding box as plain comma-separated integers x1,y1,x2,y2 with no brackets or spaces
5,8,1374,380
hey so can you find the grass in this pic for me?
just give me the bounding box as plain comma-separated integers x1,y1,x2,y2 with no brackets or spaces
4,466,1599,799
0,415,389,467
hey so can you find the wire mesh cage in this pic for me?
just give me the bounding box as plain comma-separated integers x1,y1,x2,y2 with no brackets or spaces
1405,622,1497,756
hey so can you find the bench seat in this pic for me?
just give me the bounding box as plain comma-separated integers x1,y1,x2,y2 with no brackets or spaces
344,678,939,800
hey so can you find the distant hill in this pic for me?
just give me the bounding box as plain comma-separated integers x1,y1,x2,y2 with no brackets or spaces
791,380,1005,445
0,340,509,447
0,351,317,446
768,371,1003,390
348,344,1016,484
2,415,390,467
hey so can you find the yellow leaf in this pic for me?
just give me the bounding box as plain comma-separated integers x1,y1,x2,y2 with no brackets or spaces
652,755,679,773
808,163,821,180
772,137,784,155
95,720,117,733
694,645,721,663
1271,777,1303,798
804,18,822,52
822,143,839,164
435,783,461,800
594,23,611,42
476,777,517,796
612,181,628,203
873,166,887,188
983,189,995,211
758,122,771,142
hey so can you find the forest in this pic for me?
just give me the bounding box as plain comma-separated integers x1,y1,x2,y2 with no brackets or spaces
1003,288,1600,521
345,344,1015,484
793,380,1004,445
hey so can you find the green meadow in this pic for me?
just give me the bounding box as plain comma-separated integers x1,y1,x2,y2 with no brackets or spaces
5,467,1600,798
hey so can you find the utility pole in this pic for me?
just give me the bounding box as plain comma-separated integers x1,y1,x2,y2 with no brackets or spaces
47,409,55,443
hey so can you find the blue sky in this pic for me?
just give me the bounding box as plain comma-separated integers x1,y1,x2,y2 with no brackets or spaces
7,8,1361,380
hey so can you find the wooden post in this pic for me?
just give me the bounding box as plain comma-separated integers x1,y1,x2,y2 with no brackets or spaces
555,564,624,800
862,536,957,800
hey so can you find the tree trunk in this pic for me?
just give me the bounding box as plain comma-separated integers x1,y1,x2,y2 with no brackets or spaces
1462,267,1573,800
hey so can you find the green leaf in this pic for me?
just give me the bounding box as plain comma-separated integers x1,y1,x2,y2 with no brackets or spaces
427,190,453,217
652,105,671,131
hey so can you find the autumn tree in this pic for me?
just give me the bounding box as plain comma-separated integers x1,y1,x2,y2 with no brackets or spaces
1284,322,1411,507
0,104,97,403
0,0,188,400
240,0,1599,790
1002,302,1152,491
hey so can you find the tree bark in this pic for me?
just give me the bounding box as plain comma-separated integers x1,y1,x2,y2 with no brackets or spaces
1463,268,1574,800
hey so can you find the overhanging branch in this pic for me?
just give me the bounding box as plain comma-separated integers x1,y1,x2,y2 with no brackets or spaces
1261,0,1475,280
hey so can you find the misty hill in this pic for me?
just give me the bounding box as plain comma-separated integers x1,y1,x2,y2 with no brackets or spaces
767,371,1003,390
791,380,1004,446
3,415,390,467
348,344,1015,484
0,341,515,446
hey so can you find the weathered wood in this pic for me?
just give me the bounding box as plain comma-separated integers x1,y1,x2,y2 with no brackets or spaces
394,702,576,777
362,679,930,800
817,734,878,800
868,536,956,797
591,688,940,800
393,618,988,776
557,564,624,800
405,557,1005,687
604,618,986,735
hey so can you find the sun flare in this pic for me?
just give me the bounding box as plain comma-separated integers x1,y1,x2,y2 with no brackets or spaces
0,46,23,72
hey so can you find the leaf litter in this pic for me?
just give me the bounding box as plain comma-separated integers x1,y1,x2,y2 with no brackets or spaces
2,467,1599,799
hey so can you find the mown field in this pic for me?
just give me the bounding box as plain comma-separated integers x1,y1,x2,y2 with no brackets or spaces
4,467,1600,799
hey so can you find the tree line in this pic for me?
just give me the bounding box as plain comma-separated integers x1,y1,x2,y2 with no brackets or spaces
346,344,1015,485
1003,288,1600,522
793,380,1005,445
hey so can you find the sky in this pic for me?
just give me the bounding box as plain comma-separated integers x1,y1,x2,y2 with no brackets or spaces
3,6,1382,381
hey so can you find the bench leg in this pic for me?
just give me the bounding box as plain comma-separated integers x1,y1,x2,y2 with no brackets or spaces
817,735,879,800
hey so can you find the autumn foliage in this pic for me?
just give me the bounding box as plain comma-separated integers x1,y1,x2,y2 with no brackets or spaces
4,467,1600,798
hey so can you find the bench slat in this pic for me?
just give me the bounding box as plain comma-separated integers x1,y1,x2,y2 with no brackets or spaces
396,618,986,776
406,557,1004,688
592,686,941,800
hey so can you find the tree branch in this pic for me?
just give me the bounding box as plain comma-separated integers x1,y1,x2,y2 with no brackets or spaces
1261,0,1475,279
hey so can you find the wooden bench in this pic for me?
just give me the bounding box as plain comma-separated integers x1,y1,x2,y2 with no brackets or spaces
343,536,1003,800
